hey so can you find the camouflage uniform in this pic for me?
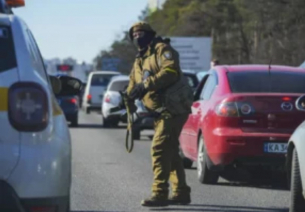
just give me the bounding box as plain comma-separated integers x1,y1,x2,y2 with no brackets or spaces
127,22,191,206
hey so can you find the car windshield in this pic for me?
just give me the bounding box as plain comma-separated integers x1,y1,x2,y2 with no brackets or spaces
227,71,305,93
90,74,117,86
184,73,199,89
109,80,129,91
197,71,208,81
0,26,17,73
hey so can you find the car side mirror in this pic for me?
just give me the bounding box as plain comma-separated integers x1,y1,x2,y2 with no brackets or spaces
295,95,305,111
49,76,62,95
57,76,83,96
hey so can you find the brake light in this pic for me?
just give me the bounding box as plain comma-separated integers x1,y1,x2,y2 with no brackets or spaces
70,98,77,104
282,97,292,101
8,82,49,132
104,95,111,103
216,102,254,117
87,94,92,100
216,102,239,117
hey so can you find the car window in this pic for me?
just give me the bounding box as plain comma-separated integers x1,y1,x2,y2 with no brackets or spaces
200,75,216,100
183,73,199,89
91,74,116,86
0,25,17,73
109,80,129,91
197,71,208,81
194,74,209,101
25,29,49,82
227,71,305,93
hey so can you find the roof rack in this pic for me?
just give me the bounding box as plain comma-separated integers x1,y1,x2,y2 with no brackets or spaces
0,0,25,14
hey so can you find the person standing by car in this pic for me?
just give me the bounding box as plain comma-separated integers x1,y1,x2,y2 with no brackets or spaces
125,22,193,207
210,59,220,68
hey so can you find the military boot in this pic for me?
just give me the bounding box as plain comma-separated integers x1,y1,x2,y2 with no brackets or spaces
168,193,191,205
141,194,169,207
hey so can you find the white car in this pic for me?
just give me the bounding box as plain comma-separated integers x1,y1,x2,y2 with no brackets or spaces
0,1,81,211
287,94,305,212
82,70,120,114
101,75,129,127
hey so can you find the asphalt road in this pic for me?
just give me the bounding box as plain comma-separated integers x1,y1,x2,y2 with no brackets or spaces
70,111,290,212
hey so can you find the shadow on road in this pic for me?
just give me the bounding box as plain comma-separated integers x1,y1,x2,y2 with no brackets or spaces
70,124,126,129
71,211,127,212
150,204,288,212
214,180,289,191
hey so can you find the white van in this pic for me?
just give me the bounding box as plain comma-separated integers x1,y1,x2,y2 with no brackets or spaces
83,71,121,114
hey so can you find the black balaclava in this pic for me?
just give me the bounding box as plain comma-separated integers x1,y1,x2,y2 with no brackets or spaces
133,31,155,51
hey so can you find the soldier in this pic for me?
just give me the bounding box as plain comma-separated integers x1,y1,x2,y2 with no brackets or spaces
125,22,192,207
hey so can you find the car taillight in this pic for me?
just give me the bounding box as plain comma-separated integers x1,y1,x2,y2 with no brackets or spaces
87,94,91,103
104,95,111,103
216,102,239,117
70,98,77,104
240,103,252,115
216,102,254,117
8,82,49,132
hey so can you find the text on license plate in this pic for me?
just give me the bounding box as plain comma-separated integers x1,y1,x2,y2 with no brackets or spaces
264,143,288,153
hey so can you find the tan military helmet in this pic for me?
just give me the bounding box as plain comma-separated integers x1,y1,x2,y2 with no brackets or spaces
129,22,156,41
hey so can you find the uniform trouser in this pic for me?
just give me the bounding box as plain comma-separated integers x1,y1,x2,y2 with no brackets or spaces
151,112,191,197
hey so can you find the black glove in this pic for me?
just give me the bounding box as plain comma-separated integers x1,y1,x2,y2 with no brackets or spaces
129,83,147,100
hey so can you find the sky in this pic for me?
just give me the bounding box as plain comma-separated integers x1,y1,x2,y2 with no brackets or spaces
14,0,148,63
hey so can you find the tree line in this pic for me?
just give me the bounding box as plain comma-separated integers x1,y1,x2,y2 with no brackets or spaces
94,0,305,74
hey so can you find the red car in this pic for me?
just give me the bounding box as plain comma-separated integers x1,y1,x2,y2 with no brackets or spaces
179,65,305,184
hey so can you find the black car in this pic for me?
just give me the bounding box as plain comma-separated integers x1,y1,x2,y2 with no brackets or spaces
132,70,200,139
182,70,200,91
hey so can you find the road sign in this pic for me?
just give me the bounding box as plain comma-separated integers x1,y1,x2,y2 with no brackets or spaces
101,58,121,71
169,37,212,72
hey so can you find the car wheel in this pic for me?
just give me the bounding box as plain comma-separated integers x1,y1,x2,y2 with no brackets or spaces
102,116,111,128
289,149,305,212
179,145,193,169
197,135,219,184
66,199,70,212
71,115,78,127
132,129,140,140
111,120,119,128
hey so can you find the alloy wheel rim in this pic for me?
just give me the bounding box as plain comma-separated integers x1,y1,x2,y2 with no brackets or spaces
197,137,204,176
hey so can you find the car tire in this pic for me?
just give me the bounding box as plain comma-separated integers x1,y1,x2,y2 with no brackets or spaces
132,129,140,140
102,116,111,128
289,149,305,212
179,145,193,169
111,120,119,128
197,135,219,184
66,199,70,212
71,115,78,127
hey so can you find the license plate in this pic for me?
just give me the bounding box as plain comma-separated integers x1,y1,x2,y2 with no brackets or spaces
264,143,288,153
